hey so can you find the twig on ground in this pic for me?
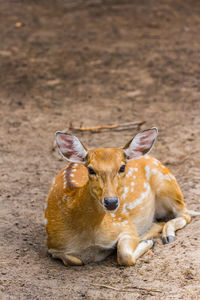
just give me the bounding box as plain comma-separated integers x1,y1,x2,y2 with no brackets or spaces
69,121,146,133
51,121,145,151
90,283,162,294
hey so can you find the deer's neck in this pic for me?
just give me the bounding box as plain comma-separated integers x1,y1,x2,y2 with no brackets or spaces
74,183,105,226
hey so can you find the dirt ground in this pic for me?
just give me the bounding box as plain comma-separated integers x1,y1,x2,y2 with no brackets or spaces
1,0,200,299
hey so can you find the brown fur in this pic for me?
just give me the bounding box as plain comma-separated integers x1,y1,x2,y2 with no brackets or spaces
45,152,194,266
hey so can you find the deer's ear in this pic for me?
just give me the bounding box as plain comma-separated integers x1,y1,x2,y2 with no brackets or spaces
123,128,158,161
55,132,88,163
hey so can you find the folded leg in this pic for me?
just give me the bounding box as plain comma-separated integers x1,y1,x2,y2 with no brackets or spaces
140,222,165,241
162,212,191,244
48,249,83,266
154,177,191,244
117,234,153,266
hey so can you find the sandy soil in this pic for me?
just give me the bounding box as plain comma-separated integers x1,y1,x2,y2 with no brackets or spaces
1,0,200,299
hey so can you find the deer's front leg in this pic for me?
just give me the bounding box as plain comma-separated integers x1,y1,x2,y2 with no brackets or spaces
48,249,83,266
117,234,154,266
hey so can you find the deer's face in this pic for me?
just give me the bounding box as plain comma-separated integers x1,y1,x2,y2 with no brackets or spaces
55,127,158,212
86,149,126,211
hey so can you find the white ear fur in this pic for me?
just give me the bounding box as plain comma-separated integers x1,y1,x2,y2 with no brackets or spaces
55,131,88,163
123,127,158,161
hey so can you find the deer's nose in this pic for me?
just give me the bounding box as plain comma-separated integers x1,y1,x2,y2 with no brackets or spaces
103,197,119,211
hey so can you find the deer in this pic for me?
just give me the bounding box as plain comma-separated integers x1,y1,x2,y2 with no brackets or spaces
44,127,200,266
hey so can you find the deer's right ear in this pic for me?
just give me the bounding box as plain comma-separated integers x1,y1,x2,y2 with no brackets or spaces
55,132,88,164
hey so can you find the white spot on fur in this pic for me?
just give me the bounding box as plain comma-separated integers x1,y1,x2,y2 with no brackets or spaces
70,174,74,177
126,182,150,210
73,163,78,167
131,188,134,192
110,213,115,217
158,173,171,181
122,220,128,225
153,160,159,166
122,203,128,214
72,168,77,172
124,187,129,193
122,186,129,199
44,218,48,226
126,168,133,178
145,165,151,181
133,168,138,172
113,222,120,226
44,202,47,210
131,181,135,186
147,167,173,182
144,182,148,188
118,217,122,221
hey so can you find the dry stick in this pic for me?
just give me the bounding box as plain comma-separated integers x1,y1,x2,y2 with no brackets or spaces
90,283,161,294
51,121,145,150
69,121,145,133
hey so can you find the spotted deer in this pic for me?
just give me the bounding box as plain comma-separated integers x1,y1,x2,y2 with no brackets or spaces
45,128,199,266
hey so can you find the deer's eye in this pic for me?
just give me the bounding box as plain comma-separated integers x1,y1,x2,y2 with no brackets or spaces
118,164,126,173
88,167,96,176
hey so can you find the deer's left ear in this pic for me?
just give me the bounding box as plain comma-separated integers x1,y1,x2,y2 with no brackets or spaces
123,127,158,161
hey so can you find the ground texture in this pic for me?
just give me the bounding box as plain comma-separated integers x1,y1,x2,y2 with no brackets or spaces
1,0,200,299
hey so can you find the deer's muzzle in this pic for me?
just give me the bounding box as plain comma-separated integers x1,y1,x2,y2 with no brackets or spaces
103,197,119,211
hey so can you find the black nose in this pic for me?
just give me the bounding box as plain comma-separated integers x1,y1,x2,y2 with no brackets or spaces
103,198,119,211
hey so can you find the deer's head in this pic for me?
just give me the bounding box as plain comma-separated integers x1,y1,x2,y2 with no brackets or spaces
55,128,157,212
